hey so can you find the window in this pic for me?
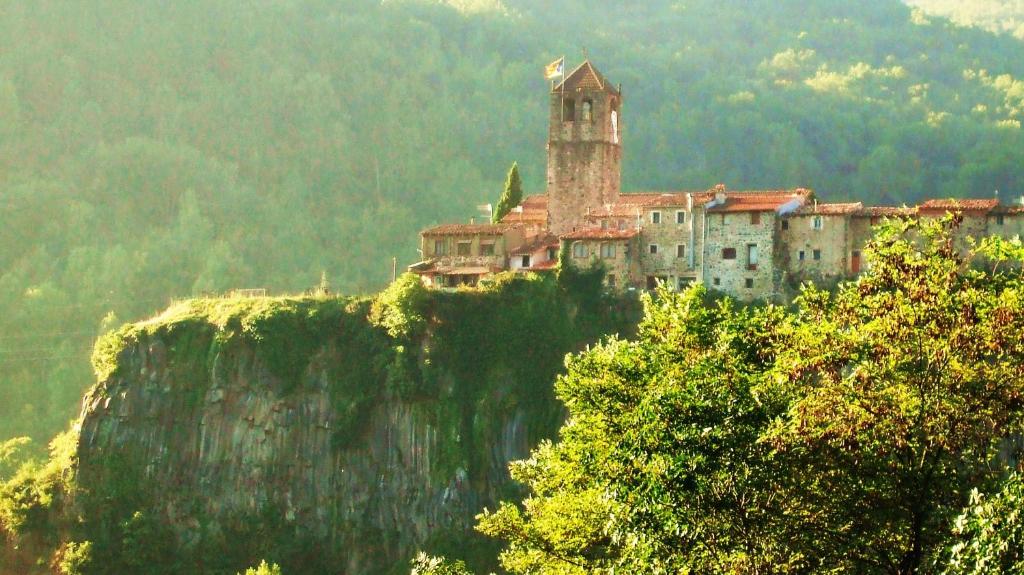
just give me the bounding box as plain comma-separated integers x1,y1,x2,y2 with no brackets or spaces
600,219,608,230
812,216,823,230
572,242,588,258
751,212,761,225
547,247,558,260
480,242,495,256
651,211,662,224
713,277,721,286
521,255,531,267
813,249,822,261
997,214,1005,226
457,241,471,256
649,244,659,255
798,250,806,261
581,99,593,122
562,98,575,122
745,278,754,289
747,244,758,270
618,219,628,230
781,219,789,230
678,277,694,290
676,211,686,224
434,239,448,256
722,247,737,260
600,243,616,258
676,244,686,259
606,274,616,288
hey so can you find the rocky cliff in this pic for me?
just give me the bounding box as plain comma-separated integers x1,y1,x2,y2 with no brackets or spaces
2,273,637,575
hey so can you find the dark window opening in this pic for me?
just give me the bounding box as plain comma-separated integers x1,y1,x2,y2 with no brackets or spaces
480,242,495,256
722,247,737,260
813,249,822,261
457,242,471,256
676,244,686,258
562,98,575,122
649,244,659,254
676,211,686,224
646,276,668,290
581,99,593,122
745,278,754,289
798,250,805,261
782,220,789,230
751,212,761,225
998,214,1005,226
713,277,721,286
521,255,531,267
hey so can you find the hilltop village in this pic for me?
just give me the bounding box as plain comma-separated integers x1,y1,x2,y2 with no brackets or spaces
409,61,1024,302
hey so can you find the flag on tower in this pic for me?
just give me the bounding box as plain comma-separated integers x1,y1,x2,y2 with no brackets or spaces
544,57,564,80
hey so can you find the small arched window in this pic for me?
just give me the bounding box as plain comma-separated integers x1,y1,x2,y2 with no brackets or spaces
581,99,593,122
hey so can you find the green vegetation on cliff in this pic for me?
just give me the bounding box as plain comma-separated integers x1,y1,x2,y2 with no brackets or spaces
0,272,639,575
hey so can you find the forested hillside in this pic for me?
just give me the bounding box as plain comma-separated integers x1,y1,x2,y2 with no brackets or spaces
2,0,1024,447
907,0,1024,38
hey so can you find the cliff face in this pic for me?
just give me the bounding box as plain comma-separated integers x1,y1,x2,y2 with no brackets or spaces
64,275,637,574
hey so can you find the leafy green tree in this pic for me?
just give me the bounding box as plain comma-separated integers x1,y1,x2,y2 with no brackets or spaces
478,217,1024,574
492,162,523,223
478,286,800,573
767,217,1024,572
54,541,93,575
240,560,284,575
410,552,472,575
944,473,1024,574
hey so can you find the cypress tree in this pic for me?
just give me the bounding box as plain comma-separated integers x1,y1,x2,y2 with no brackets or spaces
492,162,523,223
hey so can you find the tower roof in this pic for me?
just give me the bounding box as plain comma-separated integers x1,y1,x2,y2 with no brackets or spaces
553,60,620,95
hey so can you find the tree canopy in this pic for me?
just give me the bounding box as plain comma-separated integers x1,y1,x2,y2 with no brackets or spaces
492,162,524,223
475,217,1024,573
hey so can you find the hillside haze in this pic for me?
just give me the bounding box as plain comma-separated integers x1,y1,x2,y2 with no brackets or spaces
2,0,1024,447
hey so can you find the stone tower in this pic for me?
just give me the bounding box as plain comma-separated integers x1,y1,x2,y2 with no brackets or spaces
546,60,622,235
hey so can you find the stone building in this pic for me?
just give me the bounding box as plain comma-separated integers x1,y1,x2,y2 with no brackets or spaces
410,60,1024,301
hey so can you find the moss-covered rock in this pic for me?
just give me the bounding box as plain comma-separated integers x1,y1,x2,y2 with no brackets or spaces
1,275,640,575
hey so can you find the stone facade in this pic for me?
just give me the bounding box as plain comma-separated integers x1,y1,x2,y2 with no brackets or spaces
411,59,1024,302
560,229,641,290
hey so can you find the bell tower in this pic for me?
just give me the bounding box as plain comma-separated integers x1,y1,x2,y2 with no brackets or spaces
546,60,622,235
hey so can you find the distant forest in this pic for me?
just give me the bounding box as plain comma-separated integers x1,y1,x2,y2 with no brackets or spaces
2,0,1024,446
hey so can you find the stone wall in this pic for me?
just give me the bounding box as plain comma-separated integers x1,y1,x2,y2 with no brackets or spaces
546,89,621,236
638,205,702,288
779,214,852,287
702,211,778,302
563,237,640,288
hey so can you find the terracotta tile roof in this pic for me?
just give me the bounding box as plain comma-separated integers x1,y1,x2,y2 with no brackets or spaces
792,202,863,216
585,192,703,218
561,228,640,240
586,204,645,218
500,194,548,225
854,206,918,217
421,223,516,236
918,198,1000,213
705,189,812,213
553,60,620,95
510,234,559,256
